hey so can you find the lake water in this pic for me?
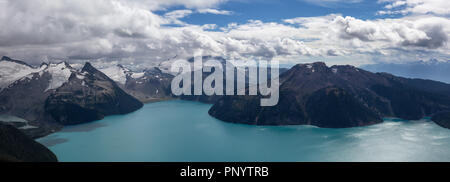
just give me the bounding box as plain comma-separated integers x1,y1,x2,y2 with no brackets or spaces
37,100,450,162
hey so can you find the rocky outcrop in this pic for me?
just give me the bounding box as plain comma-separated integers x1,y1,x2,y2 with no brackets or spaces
45,63,143,125
209,62,450,128
0,123,57,162
432,112,450,129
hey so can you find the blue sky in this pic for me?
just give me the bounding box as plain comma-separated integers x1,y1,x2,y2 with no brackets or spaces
157,0,403,27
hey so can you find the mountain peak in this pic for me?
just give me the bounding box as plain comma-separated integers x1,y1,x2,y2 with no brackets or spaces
289,62,329,74
40,62,49,68
48,61,70,66
295,62,328,68
1,56,12,61
81,62,113,81
63,61,72,68
0,56,33,68
144,67,162,74
311,62,327,67
81,62,96,73
116,64,131,72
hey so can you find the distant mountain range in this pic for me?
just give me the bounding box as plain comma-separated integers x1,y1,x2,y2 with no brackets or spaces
361,59,450,84
2,56,450,161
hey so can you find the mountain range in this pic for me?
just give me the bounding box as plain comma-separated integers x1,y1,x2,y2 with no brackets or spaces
209,62,450,128
2,56,450,132
0,56,143,138
1,56,450,161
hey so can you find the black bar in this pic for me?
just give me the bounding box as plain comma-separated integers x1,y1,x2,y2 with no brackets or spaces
1,162,449,181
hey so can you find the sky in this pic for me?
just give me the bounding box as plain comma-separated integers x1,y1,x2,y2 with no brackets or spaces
0,0,449,68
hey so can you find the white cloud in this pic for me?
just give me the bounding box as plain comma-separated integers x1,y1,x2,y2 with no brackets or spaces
301,0,363,7
284,14,450,62
164,9,194,25
165,10,194,19
201,24,218,30
0,0,448,67
378,0,450,15
122,0,229,11
163,8,232,25
198,8,233,15
385,1,406,9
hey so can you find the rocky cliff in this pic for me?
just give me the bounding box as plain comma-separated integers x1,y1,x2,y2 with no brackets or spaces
432,112,450,129
0,123,57,162
209,62,450,128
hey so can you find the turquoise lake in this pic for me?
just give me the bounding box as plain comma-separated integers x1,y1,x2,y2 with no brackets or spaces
37,100,450,162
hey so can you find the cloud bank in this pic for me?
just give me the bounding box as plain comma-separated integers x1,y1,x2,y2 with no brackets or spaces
0,0,448,67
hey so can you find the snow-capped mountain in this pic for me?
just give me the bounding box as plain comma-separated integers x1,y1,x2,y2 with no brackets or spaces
0,55,284,138
0,57,143,138
99,64,173,103
0,56,77,92
45,63,143,125
0,56,46,89
122,67,174,102
99,64,144,85
42,62,76,91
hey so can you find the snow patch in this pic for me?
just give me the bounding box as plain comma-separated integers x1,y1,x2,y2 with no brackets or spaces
0,114,28,123
76,74,85,80
99,65,128,85
19,125,38,130
44,62,74,91
0,114,38,130
0,61,46,89
131,72,145,79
